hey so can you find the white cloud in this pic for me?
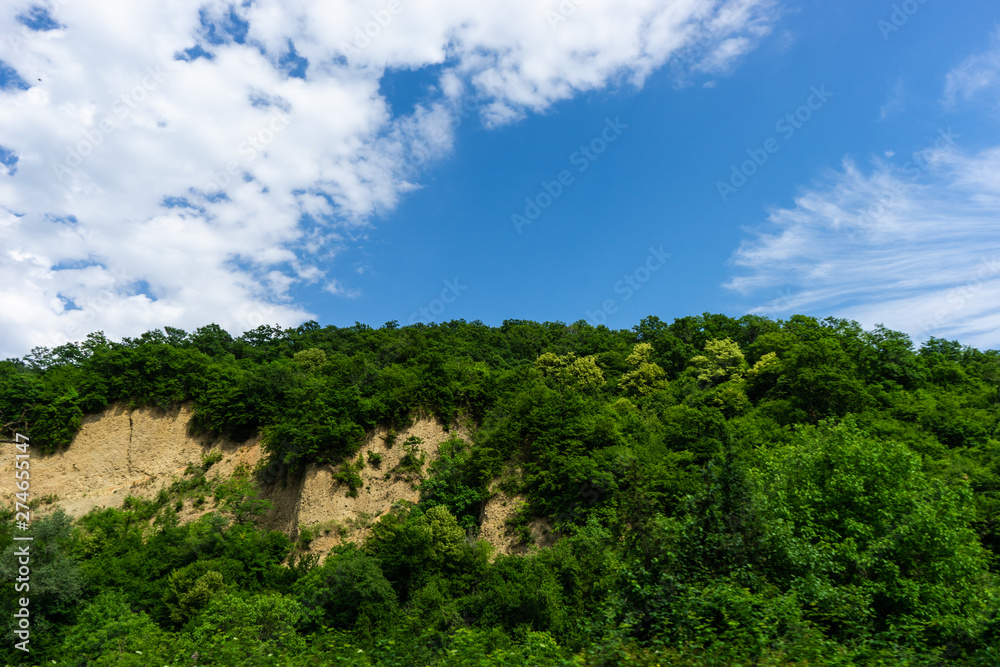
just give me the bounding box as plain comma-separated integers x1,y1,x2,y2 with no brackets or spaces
0,0,776,357
879,77,905,120
944,27,1000,108
728,34,1000,350
323,279,361,298
726,136,1000,349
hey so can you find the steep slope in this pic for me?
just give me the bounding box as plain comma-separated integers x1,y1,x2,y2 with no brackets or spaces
1,403,251,518
1,403,540,556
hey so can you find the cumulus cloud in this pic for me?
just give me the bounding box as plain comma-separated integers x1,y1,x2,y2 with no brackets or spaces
0,0,776,357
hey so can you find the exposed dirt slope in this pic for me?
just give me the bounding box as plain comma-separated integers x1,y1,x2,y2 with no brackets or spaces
1,404,542,557
478,485,558,557
0,404,260,518
263,418,472,554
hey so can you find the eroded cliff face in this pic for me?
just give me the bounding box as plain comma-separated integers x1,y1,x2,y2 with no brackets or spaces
1,404,243,518
260,416,476,551
1,404,540,557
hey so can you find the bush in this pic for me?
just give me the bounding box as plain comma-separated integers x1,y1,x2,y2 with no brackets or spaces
296,547,399,640
298,525,315,550
751,419,999,643
334,457,365,498
190,592,307,655
59,590,166,665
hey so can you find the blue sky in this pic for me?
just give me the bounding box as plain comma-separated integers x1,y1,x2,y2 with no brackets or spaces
1,0,999,357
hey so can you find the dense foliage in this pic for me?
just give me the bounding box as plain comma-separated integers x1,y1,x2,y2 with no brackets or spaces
1,314,999,665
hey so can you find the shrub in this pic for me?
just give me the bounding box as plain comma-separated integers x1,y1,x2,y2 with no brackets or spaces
334,457,365,498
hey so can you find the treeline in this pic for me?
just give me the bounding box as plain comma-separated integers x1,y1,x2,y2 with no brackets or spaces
0,314,999,665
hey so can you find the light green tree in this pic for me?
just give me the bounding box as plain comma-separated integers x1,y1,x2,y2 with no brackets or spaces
691,338,747,387
165,569,225,624
618,343,668,396
746,351,779,379
535,352,604,390
420,504,467,567
292,347,328,373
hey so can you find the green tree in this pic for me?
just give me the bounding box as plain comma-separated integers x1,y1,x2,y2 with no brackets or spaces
164,568,226,625
366,505,480,602
0,509,82,658
618,343,668,396
214,465,273,524
59,590,167,665
190,591,307,655
535,352,605,390
690,338,747,387
750,420,999,645
296,547,399,640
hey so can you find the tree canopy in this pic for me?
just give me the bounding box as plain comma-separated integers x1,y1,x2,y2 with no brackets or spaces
1,313,999,665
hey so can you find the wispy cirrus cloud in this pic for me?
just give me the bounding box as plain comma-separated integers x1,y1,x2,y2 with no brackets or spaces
944,27,1000,108
728,27,1000,350
726,136,1000,348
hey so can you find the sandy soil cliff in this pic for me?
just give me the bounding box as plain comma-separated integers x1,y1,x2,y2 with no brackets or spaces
1,404,543,557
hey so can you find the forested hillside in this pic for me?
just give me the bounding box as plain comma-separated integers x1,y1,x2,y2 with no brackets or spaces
1,314,999,665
